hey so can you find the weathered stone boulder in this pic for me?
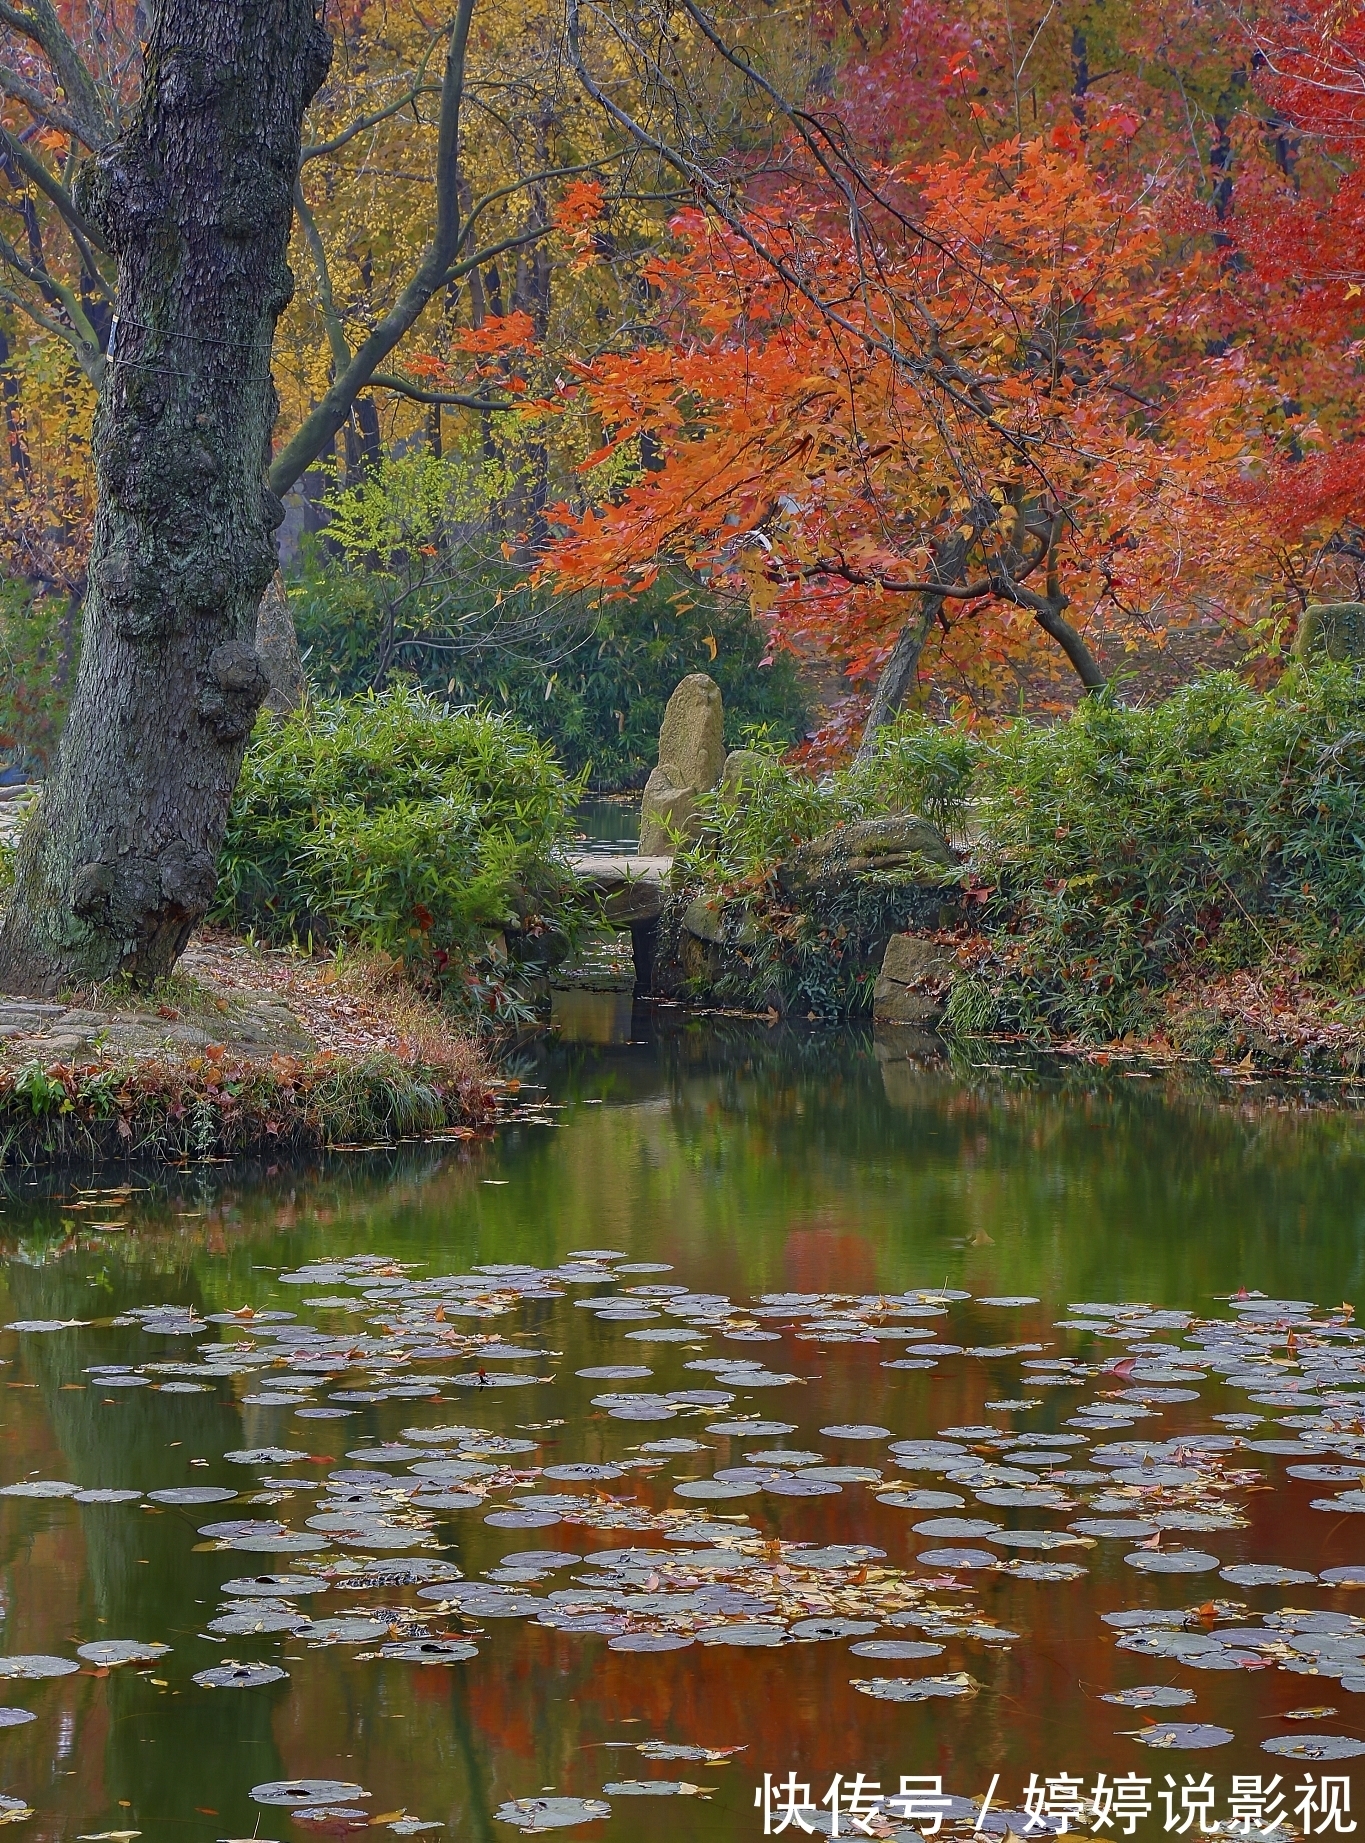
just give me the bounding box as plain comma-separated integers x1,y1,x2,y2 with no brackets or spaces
639,674,726,855
778,816,955,895
720,748,766,799
639,763,699,857
1293,601,1365,664
681,894,759,947
872,933,958,1027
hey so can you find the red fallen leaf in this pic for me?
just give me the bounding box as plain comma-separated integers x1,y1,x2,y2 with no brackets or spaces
1102,1356,1138,1378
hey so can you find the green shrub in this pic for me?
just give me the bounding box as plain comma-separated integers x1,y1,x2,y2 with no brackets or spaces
960,664,1365,1039
672,667,1365,1033
684,712,976,886
212,690,580,990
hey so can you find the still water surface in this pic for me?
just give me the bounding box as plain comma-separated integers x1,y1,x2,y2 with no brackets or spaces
2,1027,1365,1840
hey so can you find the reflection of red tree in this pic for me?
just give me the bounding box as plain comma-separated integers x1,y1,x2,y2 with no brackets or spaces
783,1227,878,1298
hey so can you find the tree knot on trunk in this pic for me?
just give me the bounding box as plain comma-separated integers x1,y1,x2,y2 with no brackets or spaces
71,861,117,919
197,640,269,740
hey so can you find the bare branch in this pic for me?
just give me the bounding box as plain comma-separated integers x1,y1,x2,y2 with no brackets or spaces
0,122,109,263
366,370,513,411
269,0,481,496
0,62,85,140
301,27,447,163
0,0,113,148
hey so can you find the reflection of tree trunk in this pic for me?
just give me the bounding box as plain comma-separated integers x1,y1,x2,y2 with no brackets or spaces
448,1670,499,1843
0,0,330,996
255,570,305,718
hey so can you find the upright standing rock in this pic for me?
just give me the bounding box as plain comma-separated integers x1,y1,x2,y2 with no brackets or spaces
639,674,725,856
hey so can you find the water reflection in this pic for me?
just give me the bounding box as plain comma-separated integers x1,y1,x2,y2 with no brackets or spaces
0,1027,1363,1840
549,989,636,1046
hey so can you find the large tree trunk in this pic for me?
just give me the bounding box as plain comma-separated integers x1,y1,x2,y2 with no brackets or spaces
0,0,330,997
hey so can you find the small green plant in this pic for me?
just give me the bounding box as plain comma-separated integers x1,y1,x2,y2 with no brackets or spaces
212,689,581,998
11,1062,72,1117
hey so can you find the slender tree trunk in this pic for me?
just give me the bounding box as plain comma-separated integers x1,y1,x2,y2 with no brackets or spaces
854,593,941,764
0,0,330,997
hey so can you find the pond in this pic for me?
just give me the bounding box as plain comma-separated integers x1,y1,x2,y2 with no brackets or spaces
2,1024,1364,1841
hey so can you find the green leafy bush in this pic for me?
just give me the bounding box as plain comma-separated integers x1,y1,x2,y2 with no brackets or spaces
683,712,976,886
212,690,580,988
956,665,1365,1039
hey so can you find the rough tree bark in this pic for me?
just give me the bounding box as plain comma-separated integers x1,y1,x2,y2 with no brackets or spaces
0,0,330,997
853,592,942,765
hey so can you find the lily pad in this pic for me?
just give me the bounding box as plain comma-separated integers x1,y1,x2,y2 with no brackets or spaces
221,1574,329,1597
608,1633,693,1652
1262,1734,1365,1759
192,1662,288,1688
148,1486,237,1506
695,1622,785,1647
252,1782,371,1808
76,1640,170,1667
378,1639,478,1663
1124,1550,1219,1574
1125,1724,1234,1750
852,1673,978,1701
849,1640,946,1660
788,1619,878,1641
0,1655,78,1679
600,1782,694,1797
0,1710,35,1728
1220,1563,1319,1587
673,1480,761,1500
916,1548,999,1570
493,1797,611,1832
1101,1687,1197,1708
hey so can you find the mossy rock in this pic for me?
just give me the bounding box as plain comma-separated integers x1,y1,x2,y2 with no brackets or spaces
1292,602,1365,664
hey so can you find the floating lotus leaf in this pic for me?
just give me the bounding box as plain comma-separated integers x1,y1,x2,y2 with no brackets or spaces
1101,1687,1196,1708
1262,1734,1365,1759
852,1673,979,1701
192,1663,287,1688
76,1640,170,1666
1124,1550,1219,1574
493,1798,611,1832
252,1782,371,1808
1125,1724,1234,1749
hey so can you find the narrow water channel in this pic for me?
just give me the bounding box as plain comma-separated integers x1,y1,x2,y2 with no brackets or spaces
1,1025,1363,1840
